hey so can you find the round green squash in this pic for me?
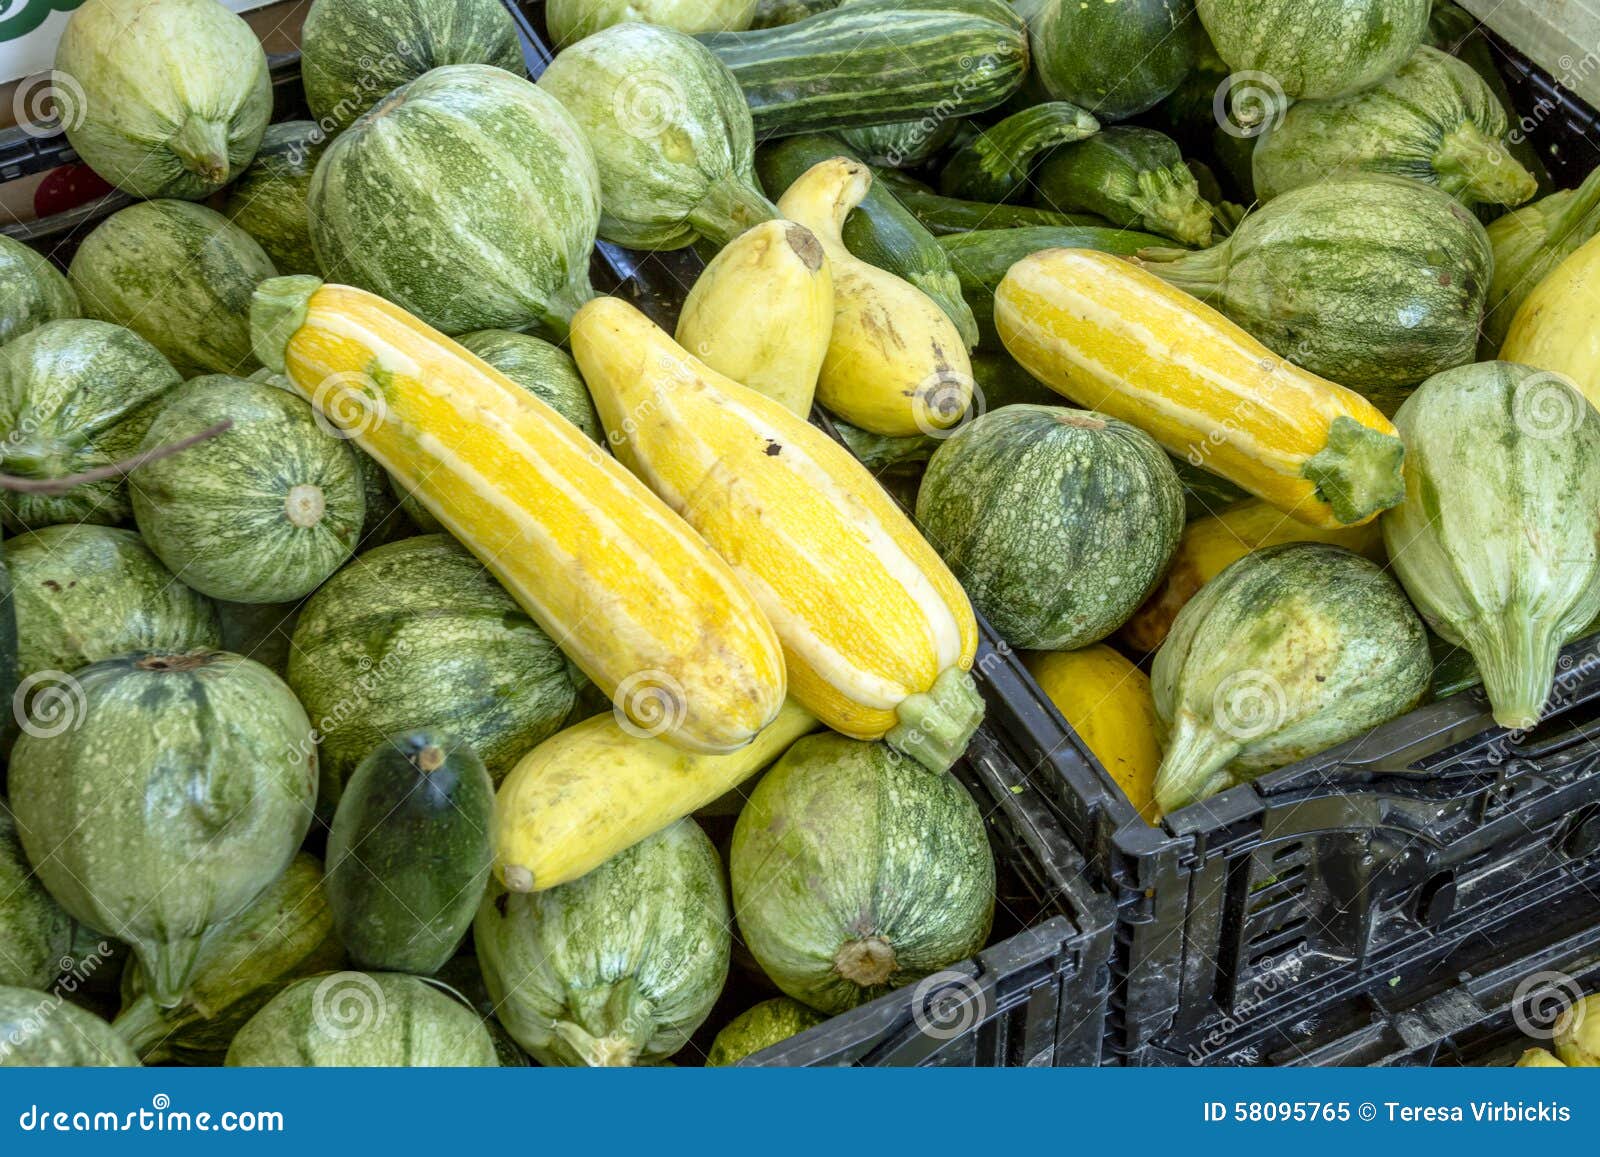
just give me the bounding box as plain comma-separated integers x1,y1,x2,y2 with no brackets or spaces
1152,543,1431,813
226,971,498,1067
287,535,581,807
1140,175,1492,407
1196,0,1430,101
538,24,774,250
476,818,730,1066
1028,0,1198,121
0,318,181,530
114,853,343,1065
0,985,137,1066
55,0,270,200
1253,46,1538,209
327,731,493,975
0,802,70,990
8,650,317,1008
214,599,303,678
130,375,364,604
220,122,330,277
7,524,221,684
548,0,759,45
730,733,995,1015
916,405,1184,650
0,235,78,346
300,0,526,133
1381,362,1600,731
706,997,825,1065
68,200,277,377
308,64,600,338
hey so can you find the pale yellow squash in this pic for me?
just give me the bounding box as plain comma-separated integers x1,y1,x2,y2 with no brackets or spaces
674,218,834,416
494,700,817,892
249,275,786,754
570,295,984,771
776,157,973,437
995,249,1406,529
1500,231,1600,411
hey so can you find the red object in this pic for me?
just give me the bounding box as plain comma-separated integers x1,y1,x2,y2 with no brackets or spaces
33,163,115,218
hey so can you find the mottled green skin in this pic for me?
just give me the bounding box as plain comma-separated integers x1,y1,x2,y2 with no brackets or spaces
214,599,303,678
115,854,343,1065
0,985,136,1066
1032,127,1213,246
549,0,758,45
8,651,316,1008
476,819,730,1066
287,535,580,807
1481,170,1600,355
327,732,492,975
309,65,600,338
1196,0,1430,100
300,0,525,132
917,406,1184,650
0,319,181,530
55,0,270,201
69,200,277,377
221,122,329,277
131,376,364,604
0,236,78,346
7,525,221,683
1253,47,1534,207
459,330,601,442
1143,175,1491,401
0,803,70,990
702,0,1029,137
706,997,825,1065
226,971,497,1066
1381,363,1600,729
1153,544,1430,811
730,734,994,1015
1029,0,1197,121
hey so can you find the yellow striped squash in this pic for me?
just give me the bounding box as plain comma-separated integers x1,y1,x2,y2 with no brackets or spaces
249,275,786,754
995,248,1406,529
570,295,984,771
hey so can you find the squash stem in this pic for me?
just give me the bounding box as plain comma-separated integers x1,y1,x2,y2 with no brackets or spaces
834,935,898,988
1136,240,1232,302
1133,167,1213,247
1467,615,1565,732
142,937,203,1010
169,114,231,186
887,667,985,773
687,179,780,249
1550,165,1600,241
538,276,599,345
1153,720,1241,815
909,268,980,351
1300,416,1407,526
553,978,654,1067
250,275,324,372
1436,124,1537,207
111,994,172,1062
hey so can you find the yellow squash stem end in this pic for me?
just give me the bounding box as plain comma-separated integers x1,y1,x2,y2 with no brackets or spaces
1299,416,1406,526
886,666,985,773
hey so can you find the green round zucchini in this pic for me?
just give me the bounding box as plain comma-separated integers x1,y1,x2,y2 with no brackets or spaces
0,803,70,990
1196,0,1430,100
214,599,303,678
0,235,78,346
706,997,826,1065
1028,0,1198,121
0,985,137,1066
220,121,330,277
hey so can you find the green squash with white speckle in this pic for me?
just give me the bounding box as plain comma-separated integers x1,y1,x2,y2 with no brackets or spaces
706,997,825,1065
220,122,329,276
1197,0,1430,100
0,802,70,990
0,986,137,1065
916,405,1184,650
0,235,78,346
131,376,364,604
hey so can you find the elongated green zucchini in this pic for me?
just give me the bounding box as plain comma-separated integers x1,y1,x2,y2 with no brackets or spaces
939,102,1099,203
757,134,978,347
838,118,959,167
701,0,1028,138
874,168,1106,234
1032,125,1213,246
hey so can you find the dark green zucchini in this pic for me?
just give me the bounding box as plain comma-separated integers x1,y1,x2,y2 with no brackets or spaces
757,134,978,346
1028,0,1199,121
701,0,1028,138
838,118,959,167
1171,456,1251,521
938,102,1099,203
1032,126,1213,245
326,731,495,975
750,0,839,27
873,167,1107,233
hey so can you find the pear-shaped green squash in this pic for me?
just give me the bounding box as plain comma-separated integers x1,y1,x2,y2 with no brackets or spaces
706,996,825,1065
1554,995,1600,1067
1381,363,1600,732
539,23,775,250
731,734,994,1015
114,854,343,1065
0,802,70,990
54,0,270,201
0,985,137,1066
1153,543,1431,813
0,235,78,346
220,122,330,277
0,319,181,531
475,818,730,1067
7,525,221,686
226,971,498,1066
8,651,317,1009
327,732,493,975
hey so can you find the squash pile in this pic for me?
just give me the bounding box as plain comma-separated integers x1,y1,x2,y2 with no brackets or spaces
0,0,1596,1069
